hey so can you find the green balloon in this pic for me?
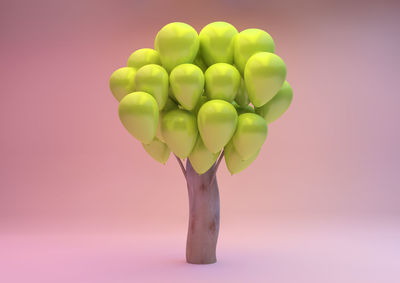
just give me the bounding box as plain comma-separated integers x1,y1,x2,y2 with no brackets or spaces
161,109,198,158
142,137,171,164
127,48,161,69
156,97,178,142
189,136,220,174
197,100,238,153
205,63,241,102
199,21,238,66
170,64,204,110
234,28,275,75
235,78,250,107
118,92,159,144
232,113,268,160
109,67,136,102
224,141,260,175
244,52,286,107
255,81,293,124
154,22,199,72
135,64,169,110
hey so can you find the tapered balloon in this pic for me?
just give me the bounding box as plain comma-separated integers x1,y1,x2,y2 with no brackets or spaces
170,64,204,110
118,92,159,144
234,28,275,75
135,64,169,110
244,52,286,107
161,109,198,158
156,97,178,142
235,78,250,106
232,113,268,160
142,137,171,164
188,137,220,174
255,81,293,124
205,63,241,102
155,22,199,72
197,100,238,153
224,141,260,175
199,21,238,66
127,48,161,69
109,67,136,102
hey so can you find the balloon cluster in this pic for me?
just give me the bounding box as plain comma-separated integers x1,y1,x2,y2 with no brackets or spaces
109,22,293,175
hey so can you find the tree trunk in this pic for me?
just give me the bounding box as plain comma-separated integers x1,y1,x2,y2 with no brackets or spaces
185,159,220,264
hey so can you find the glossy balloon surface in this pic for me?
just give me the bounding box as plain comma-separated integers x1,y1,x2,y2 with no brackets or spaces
118,92,159,144
127,48,161,69
170,64,204,110
135,64,169,110
188,137,220,174
224,141,260,175
142,137,171,164
197,100,238,153
244,52,286,107
109,67,136,102
205,63,241,102
155,22,199,72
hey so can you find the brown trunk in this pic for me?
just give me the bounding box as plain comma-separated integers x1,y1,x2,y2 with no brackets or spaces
185,159,220,264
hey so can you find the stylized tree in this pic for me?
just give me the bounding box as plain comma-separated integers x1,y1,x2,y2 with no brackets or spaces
109,22,293,264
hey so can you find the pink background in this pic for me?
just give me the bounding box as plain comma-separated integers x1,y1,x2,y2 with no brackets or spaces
1,0,399,282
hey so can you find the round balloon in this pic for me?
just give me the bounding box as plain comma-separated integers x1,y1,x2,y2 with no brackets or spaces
118,92,159,144
161,109,198,159
109,67,136,102
244,52,286,107
189,136,220,174
255,81,293,124
224,141,260,175
127,48,161,69
199,21,238,66
205,63,241,102
142,137,171,164
197,100,238,153
154,22,199,72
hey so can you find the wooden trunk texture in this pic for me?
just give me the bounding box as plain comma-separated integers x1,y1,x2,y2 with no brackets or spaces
185,159,220,264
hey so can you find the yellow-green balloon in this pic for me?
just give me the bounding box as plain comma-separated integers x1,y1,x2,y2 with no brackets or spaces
235,78,250,107
189,136,220,174
118,92,159,144
244,52,286,107
224,141,260,175
161,109,198,158
154,22,199,72
197,100,238,153
127,48,161,69
205,63,241,102
135,64,169,110
234,28,275,75
199,21,238,66
142,137,170,164
232,113,268,160
170,64,204,110
255,81,293,124
156,97,178,142
109,67,136,102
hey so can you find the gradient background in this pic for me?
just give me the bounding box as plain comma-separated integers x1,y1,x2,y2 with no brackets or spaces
1,0,399,282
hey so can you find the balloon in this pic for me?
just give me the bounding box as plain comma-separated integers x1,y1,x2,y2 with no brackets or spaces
188,136,220,174
199,21,238,66
205,63,241,102
127,48,161,69
142,137,171,164
170,64,204,110
233,28,275,75
161,109,198,158
109,67,136,102
156,97,178,142
154,22,199,72
224,141,260,175
135,64,169,110
235,78,250,107
255,81,293,124
197,100,238,153
118,92,159,144
244,52,286,107
232,113,268,160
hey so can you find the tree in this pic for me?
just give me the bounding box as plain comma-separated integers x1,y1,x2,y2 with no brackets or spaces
109,22,293,264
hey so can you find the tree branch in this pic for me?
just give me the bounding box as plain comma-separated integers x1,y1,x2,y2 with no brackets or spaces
174,154,187,179
209,150,224,185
